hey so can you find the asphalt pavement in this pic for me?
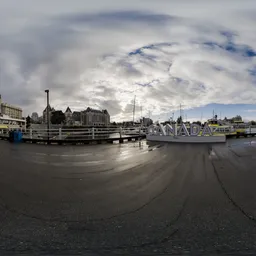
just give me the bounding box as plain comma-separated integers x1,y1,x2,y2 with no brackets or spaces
0,138,256,255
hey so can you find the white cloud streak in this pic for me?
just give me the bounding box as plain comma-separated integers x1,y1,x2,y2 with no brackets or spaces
0,0,255,121
244,109,256,113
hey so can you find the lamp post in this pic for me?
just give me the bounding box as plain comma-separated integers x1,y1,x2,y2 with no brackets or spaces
45,89,50,143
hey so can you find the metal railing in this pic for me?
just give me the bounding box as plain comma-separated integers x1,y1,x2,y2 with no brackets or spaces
18,127,147,141
1,125,255,141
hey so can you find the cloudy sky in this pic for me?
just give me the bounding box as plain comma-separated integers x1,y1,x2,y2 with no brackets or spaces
0,0,256,122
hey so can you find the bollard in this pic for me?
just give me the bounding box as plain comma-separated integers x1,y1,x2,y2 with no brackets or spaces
120,127,122,138
92,127,95,139
9,130,14,143
59,128,62,140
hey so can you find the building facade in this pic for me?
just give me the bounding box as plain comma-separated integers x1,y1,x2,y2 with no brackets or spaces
0,95,23,119
42,105,55,124
81,107,110,126
65,107,73,125
72,111,82,126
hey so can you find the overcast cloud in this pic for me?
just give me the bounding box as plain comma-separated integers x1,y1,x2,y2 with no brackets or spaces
0,0,256,121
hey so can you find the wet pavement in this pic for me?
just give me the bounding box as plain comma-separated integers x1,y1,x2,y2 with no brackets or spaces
0,138,256,255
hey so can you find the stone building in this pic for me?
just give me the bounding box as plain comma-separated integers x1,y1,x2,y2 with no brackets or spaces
72,111,82,126
65,107,73,125
0,95,23,119
42,105,55,124
81,107,110,126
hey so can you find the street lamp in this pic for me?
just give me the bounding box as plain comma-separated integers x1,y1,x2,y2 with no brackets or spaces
45,89,50,143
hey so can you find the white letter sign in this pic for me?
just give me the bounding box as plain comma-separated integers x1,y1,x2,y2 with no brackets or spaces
159,124,166,136
178,123,190,136
190,124,200,136
202,124,212,136
165,124,174,135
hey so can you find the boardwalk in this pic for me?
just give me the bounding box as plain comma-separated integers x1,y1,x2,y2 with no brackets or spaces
0,138,256,254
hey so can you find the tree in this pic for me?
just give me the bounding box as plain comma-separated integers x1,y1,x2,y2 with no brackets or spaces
51,111,65,124
177,116,183,124
231,115,242,122
26,115,31,129
251,120,256,125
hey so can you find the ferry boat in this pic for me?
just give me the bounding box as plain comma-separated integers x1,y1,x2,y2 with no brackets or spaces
208,118,255,135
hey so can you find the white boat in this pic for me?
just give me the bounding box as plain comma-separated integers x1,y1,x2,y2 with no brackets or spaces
245,128,256,134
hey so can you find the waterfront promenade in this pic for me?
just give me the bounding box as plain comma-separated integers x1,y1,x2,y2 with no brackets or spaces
0,138,256,254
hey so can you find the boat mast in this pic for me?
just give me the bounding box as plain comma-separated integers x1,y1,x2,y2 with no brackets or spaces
180,103,181,120
132,95,136,126
140,105,142,127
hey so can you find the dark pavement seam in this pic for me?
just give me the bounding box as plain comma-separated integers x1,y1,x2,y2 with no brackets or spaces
211,161,256,223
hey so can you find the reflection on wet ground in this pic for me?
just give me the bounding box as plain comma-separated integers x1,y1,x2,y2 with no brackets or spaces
0,138,256,254
8,140,160,167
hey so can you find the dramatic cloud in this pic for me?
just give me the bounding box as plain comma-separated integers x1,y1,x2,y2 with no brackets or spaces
0,0,256,121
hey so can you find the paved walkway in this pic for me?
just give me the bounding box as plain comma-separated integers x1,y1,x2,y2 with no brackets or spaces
0,139,256,254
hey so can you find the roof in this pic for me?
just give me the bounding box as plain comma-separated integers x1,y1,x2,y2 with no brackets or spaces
83,107,110,115
43,105,54,112
85,107,102,113
1,103,22,111
65,107,72,113
103,109,109,115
